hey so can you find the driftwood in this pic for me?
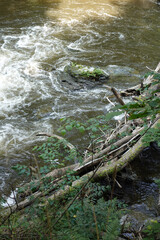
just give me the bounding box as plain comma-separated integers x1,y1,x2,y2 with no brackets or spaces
120,62,160,97
1,62,160,221
16,125,142,199
47,117,160,201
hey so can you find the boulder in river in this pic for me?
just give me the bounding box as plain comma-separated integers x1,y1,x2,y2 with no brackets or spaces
59,63,140,91
59,62,109,91
65,62,109,81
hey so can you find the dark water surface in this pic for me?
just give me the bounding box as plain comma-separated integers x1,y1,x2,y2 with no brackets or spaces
0,0,160,196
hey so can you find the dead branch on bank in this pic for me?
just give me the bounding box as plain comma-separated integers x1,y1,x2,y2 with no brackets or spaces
36,133,76,150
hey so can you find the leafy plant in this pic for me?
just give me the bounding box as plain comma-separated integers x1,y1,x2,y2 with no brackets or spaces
154,178,160,188
12,164,31,176
140,123,160,147
115,72,160,147
142,220,160,240
54,198,126,240
33,137,79,176
120,72,160,122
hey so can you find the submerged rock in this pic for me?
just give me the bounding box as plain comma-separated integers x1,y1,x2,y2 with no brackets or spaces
103,65,140,77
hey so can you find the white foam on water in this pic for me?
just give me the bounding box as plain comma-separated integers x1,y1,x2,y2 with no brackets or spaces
119,33,125,40
0,2,123,166
0,24,69,171
2,190,17,207
0,120,54,157
0,24,66,114
0,0,142,192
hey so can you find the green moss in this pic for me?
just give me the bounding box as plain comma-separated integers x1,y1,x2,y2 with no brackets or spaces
65,62,109,80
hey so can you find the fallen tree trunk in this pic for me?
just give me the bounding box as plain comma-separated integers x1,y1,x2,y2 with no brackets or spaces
48,117,160,201
16,125,142,200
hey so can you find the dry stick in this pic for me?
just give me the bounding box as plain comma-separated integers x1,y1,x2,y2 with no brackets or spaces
120,61,160,97
105,121,123,145
144,62,160,85
83,127,142,164
84,134,105,159
98,127,106,136
115,179,122,188
92,204,100,240
107,132,141,157
106,96,115,106
36,133,75,150
111,87,125,106
75,132,141,175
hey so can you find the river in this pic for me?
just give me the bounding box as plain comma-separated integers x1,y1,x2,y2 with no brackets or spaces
0,0,160,196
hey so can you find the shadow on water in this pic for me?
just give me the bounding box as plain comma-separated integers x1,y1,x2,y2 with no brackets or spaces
111,145,160,219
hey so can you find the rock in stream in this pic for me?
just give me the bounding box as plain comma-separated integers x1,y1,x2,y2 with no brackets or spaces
59,63,140,91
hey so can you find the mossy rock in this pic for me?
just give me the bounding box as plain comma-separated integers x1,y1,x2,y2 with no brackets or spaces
64,63,109,81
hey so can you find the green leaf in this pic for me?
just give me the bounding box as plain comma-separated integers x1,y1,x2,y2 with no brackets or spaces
129,110,149,120
148,98,160,108
92,127,98,132
105,111,124,121
65,125,73,131
61,129,67,135
78,126,85,133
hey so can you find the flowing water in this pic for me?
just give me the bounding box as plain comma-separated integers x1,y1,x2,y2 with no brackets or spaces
0,0,160,195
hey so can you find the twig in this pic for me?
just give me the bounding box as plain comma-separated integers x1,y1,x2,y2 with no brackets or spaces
36,133,75,150
115,179,122,188
158,189,160,206
146,66,154,72
144,62,160,85
111,87,125,106
106,96,115,106
105,121,123,145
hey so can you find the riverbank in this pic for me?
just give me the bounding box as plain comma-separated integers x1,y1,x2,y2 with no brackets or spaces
1,65,160,239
